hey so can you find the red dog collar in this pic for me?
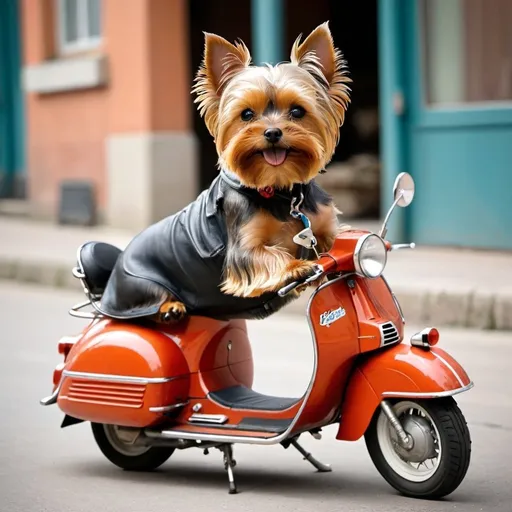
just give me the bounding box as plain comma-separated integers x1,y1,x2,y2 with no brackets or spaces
258,186,275,198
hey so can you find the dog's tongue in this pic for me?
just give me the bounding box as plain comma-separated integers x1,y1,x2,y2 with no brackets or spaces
262,148,287,166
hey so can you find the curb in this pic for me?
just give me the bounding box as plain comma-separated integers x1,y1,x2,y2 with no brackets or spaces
1,256,511,331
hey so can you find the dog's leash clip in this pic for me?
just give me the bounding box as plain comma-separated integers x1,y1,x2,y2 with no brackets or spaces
290,193,320,259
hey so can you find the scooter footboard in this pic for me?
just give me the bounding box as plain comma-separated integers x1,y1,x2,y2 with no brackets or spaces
336,343,472,441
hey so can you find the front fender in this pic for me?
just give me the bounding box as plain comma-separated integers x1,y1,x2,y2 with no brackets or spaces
336,343,473,441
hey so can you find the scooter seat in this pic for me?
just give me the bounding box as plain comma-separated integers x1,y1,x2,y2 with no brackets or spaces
77,241,122,295
209,385,299,411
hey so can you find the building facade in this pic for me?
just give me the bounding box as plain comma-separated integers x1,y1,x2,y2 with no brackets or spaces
1,0,511,248
18,0,196,230
380,0,512,250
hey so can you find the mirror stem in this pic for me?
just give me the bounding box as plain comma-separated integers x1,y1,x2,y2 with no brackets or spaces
379,194,402,239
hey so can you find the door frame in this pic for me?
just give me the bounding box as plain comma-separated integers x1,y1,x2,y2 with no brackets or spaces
0,0,25,199
378,0,410,242
407,0,512,129
378,0,512,246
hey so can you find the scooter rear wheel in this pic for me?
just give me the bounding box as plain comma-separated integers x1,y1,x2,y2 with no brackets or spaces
365,397,471,499
92,423,175,471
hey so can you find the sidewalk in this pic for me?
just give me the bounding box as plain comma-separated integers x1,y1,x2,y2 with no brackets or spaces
1,216,511,330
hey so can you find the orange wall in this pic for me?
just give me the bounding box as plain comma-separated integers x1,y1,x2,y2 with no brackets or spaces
106,0,192,133
21,0,192,219
26,90,109,214
21,0,109,216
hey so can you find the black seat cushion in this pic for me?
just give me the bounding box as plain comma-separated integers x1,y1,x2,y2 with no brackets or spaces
209,385,299,411
78,241,122,295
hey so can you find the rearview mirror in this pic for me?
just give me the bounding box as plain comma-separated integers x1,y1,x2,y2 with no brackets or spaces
379,172,416,239
393,172,415,207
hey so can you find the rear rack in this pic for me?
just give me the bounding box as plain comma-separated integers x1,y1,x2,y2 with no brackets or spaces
69,298,103,319
69,251,105,319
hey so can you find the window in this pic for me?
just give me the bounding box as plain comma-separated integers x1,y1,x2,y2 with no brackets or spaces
57,0,102,55
422,0,512,105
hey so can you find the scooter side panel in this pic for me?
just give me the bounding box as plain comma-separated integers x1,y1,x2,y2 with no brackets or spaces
64,319,190,378
336,343,472,441
58,377,190,427
57,319,192,427
292,277,361,433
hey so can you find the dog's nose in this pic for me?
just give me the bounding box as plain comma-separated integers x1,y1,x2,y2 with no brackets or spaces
264,128,283,144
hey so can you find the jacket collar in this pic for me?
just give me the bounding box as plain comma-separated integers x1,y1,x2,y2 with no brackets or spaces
206,169,308,217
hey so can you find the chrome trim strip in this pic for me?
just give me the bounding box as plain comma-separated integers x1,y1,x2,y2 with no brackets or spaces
432,351,466,387
188,414,228,424
382,381,474,399
381,275,405,323
149,401,189,413
62,370,175,384
148,429,270,444
353,233,370,276
143,274,350,445
40,377,66,406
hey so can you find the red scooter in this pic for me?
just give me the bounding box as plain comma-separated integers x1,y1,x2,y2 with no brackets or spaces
41,172,473,499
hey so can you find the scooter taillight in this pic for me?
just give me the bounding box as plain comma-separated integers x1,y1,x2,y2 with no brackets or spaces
427,328,440,346
411,327,440,350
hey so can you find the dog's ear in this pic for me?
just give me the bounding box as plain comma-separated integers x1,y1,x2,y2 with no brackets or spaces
291,22,340,84
290,22,350,123
193,33,251,135
203,33,251,93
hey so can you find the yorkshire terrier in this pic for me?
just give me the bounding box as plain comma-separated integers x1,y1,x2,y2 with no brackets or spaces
99,22,350,324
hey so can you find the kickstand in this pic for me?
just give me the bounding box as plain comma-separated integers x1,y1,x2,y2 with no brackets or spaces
289,437,332,473
220,444,238,494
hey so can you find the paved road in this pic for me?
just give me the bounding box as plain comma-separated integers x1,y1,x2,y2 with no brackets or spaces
1,282,511,512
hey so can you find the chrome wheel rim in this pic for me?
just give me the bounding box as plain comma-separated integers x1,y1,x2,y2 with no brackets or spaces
376,401,442,482
103,425,150,457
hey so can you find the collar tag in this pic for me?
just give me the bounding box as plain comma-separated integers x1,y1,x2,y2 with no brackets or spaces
290,193,319,258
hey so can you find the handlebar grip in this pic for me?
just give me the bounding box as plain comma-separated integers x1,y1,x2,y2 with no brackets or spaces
278,280,301,297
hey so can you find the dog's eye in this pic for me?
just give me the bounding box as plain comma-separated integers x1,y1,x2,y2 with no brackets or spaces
241,109,255,121
290,106,306,119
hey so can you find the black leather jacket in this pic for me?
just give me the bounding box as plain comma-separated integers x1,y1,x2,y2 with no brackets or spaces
99,170,329,321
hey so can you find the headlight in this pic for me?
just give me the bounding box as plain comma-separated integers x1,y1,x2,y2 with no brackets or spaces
354,234,387,278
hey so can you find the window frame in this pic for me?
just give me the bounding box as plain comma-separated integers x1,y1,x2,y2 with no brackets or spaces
56,0,102,56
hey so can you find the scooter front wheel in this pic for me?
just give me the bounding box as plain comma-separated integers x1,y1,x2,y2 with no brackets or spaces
91,423,174,471
365,397,471,499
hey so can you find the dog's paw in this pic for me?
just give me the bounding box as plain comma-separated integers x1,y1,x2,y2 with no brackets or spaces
158,300,187,323
283,259,318,282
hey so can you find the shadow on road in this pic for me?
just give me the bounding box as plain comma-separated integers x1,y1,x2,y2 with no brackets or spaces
59,459,485,505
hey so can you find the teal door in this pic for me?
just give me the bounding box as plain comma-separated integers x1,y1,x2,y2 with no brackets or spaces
0,0,24,198
379,0,512,250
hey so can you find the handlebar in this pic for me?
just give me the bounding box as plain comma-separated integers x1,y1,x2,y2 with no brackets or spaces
277,235,416,297
390,242,416,251
384,240,416,251
277,279,304,297
277,256,336,297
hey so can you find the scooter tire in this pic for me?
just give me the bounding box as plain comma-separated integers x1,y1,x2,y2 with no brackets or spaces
91,422,175,471
365,397,471,500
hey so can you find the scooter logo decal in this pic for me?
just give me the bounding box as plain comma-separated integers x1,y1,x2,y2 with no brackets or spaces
320,306,346,327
